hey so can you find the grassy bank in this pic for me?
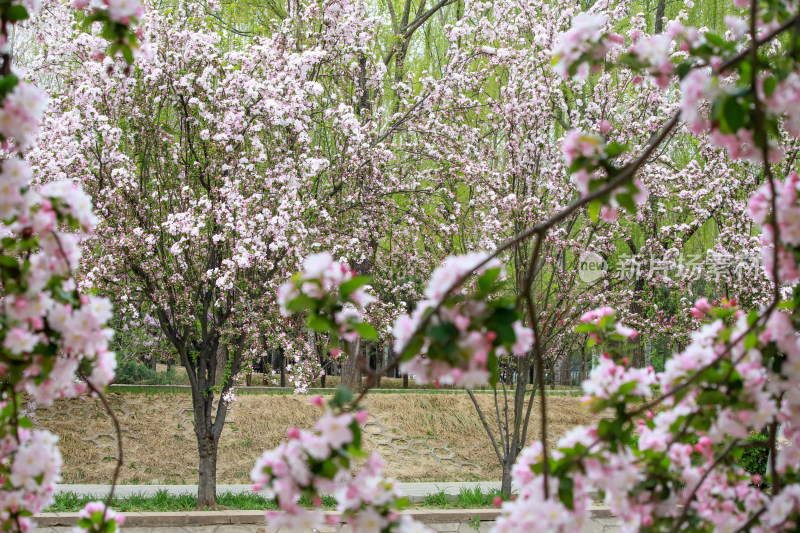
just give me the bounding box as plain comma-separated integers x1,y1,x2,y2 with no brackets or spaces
37,393,595,484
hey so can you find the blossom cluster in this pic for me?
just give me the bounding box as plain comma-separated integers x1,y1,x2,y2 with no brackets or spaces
0,428,61,531
551,13,622,79
71,0,143,66
278,252,377,346
562,130,648,222
392,253,534,388
75,501,125,533
493,288,800,533
0,81,48,150
749,171,800,283
251,394,429,533
554,6,800,165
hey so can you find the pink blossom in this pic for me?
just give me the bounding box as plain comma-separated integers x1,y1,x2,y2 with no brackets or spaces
314,412,353,449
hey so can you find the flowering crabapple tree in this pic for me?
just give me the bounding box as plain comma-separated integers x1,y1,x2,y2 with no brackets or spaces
261,1,800,532
29,0,426,506
372,0,773,496
0,0,141,531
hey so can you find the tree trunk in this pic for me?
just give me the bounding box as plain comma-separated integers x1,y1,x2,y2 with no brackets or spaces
654,0,666,34
215,342,228,387
501,463,513,498
196,431,219,508
341,339,363,392
280,348,286,387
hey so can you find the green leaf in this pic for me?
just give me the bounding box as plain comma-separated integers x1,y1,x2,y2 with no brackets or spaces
487,306,517,344
604,142,627,158
0,255,18,269
558,476,575,510
339,276,371,298
704,33,726,48
488,349,499,387
430,323,458,343
0,74,18,97
286,294,315,313
738,60,752,84
763,76,778,98
616,192,636,213
329,386,353,408
721,97,745,133
121,45,134,65
477,267,501,293
394,496,411,510
353,322,378,341
308,314,333,333
676,61,693,80
350,422,362,449
697,390,725,405
588,200,601,222
400,336,424,361
5,5,29,22
104,517,117,533
744,332,758,351
319,458,338,479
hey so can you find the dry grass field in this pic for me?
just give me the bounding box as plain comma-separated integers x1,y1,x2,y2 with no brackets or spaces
37,392,595,485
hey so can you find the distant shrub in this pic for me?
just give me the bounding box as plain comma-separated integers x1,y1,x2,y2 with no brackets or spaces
738,433,769,477
115,359,177,385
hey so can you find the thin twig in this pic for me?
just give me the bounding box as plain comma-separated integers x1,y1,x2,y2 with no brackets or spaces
82,376,124,524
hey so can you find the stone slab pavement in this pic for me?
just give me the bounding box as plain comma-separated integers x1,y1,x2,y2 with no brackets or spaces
36,518,622,532
55,483,513,503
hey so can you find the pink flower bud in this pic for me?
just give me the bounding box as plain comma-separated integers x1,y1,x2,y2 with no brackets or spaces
286,427,300,439
493,496,503,508
355,410,369,424
310,395,324,407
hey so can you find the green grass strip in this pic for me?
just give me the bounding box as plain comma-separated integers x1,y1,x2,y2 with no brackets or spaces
46,488,508,512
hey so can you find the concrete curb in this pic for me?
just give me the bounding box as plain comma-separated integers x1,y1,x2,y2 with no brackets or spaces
36,508,613,527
